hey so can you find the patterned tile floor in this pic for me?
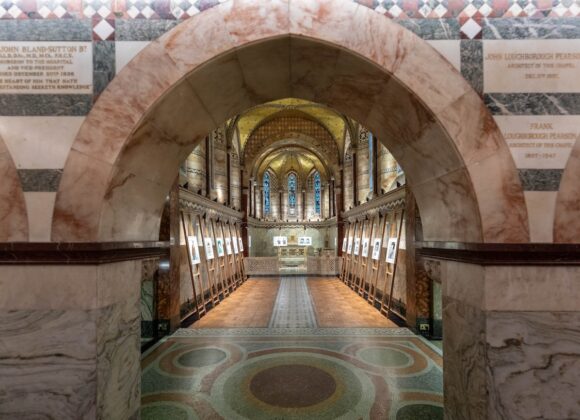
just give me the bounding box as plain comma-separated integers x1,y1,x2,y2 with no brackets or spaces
269,277,317,328
143,277,443,419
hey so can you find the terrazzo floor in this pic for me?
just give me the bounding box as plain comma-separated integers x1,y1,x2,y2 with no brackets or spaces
142,277,443,419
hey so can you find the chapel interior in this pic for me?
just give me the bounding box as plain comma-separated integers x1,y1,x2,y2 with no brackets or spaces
0,1,579,419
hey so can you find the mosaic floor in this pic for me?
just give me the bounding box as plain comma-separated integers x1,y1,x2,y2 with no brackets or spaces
142,277,443,419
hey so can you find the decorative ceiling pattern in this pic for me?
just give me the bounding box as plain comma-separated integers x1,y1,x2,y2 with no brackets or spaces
243,113,341,168
237,99,347,153
258,148,327,185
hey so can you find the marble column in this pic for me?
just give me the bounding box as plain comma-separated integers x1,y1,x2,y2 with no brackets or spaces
0,261,142,419
440,261,580,419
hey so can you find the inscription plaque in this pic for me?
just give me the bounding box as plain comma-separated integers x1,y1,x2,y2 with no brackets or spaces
0,42,92,94
494,116,578,169
484,40,580,93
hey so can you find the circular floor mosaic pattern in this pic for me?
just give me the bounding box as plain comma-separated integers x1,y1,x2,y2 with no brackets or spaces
212,352,375,419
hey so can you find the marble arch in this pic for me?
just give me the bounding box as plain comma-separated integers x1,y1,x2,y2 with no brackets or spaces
0,134,27,241
51,0,529,244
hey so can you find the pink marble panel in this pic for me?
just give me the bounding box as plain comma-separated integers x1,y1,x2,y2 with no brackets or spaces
235,36,292,103
114,121,190,187
185,51,255,128
289,36,341,101
98,166,169,241
159,6,235,75
222,0,290,45
344,4,418,74
289,0,359,47
73,41,183,166
554,139,580,243
438,91,503,166
317,49,393,125
413,168,483,242
0,150,28,242
467,150,530,243
146,81,217,147
52,150,112,241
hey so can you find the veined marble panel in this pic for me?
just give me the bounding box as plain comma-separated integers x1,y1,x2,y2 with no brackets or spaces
0,116,84,169
524,191,557,242
484,40,580,93
494,115,579,169
483,17,580,40
443,296,487,420
97,299,141,420
115,41,150,74
484,92,580,115
486,311,580,419
23,191,56,241
428,40,460,70
0,309,98,419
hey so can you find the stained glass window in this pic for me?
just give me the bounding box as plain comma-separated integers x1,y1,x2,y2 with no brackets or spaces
263,172,271,215
288,173,297,209
314,171,321,214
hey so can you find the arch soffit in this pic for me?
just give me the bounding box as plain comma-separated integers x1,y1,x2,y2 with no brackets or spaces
52,0,529,243
256,147,330,185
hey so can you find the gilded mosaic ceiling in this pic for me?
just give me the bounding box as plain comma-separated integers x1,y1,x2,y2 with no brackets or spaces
236,98,347,153
257,148,327,181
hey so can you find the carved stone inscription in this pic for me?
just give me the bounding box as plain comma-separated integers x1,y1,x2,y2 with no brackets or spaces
494,116,578,169
484,40,580,93
0,42,92,93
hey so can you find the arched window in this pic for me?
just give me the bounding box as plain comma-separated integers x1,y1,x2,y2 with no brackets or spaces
314,171,321,215
263,172,271,215
288,173,297,214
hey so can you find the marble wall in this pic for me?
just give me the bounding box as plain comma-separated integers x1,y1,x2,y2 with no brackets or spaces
441,261,580,419
0,261,141,419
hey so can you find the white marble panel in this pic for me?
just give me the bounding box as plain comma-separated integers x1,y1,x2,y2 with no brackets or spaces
115,41,150,74
427,40,460,71
524,191,557,243
494,115,578,169
485,266,580,311
484,40,580,93
0,116,83,169
23,191,56,241
0,265,98,310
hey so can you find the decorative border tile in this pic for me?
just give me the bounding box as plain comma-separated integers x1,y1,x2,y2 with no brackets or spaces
460,39,483,93
0,19,92,41
0,95,93,116
484,93,580,115
18,169,63,192
518,168,563,191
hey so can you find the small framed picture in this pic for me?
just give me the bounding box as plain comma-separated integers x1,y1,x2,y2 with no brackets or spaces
372,238,381,260
353,238,361,256
361,238,370,257
232,236,239,254
188,236,201,265
225,237,233,255
347,237,353,254
342,237,347,252
204,237,214,260
238,237,244,252
216,238,225,257
386,238,398,263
